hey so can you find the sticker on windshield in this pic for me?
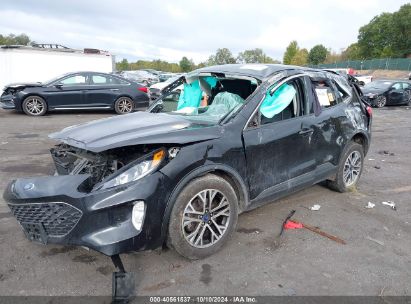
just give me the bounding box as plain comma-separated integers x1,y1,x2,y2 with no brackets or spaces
240,65,268,71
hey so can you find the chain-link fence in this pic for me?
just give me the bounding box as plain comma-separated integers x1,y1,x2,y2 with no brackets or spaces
311,58,411,71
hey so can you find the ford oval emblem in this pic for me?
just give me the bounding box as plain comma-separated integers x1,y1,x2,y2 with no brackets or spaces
24,183,35,191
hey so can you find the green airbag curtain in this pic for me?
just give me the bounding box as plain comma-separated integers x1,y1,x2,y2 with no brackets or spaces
177,77,217,110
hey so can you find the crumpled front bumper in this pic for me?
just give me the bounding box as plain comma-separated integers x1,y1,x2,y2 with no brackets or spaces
0,94,16,109
3,172,166,256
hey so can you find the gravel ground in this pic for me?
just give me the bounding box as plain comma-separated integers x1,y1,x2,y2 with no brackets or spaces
0,106,410,297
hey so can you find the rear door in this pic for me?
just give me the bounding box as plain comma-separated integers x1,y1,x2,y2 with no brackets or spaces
387,82,405,104
306,76,349,175
46,73,89,108
85,74,125,108
242,75,318,202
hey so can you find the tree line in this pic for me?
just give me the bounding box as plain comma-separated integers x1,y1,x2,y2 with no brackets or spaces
119,3,410,72
117,48,280,73
0,33,31,46
1,3,409,72
283,3,410,66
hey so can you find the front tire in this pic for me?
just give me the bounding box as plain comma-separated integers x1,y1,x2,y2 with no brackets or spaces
404,91,411,105
328,142,364,193
22,96,47,116
114,97,134,114
375,96,387,108
168,174,239,260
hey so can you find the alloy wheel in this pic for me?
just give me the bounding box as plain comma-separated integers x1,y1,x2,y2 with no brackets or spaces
117,98,133,113
25,98,45,115
376,96,386,108
182,189,230,248
343,151,362,187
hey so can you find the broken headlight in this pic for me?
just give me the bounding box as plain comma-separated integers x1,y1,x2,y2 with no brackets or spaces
97,149,165,190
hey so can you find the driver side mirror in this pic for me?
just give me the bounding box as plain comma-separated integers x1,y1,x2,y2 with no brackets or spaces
54,84,63,89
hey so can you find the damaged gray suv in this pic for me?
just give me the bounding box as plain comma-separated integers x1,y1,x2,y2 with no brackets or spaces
4,64,372,264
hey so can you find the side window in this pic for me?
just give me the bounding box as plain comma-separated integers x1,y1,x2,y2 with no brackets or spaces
312,80,338,109
60,75,87,85
403,83,410,89
259,78,304,125
392,83,402,90
110,77,128,85
91,75,108,84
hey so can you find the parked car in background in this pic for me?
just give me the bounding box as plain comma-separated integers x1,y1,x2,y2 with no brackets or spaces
354,74,373,86
158,73,176,82
0,72,149,116
148,74,183,100
361,80,411,107
121,70,159,86
141,69,162,76
4,64,371,263
408,72,411,80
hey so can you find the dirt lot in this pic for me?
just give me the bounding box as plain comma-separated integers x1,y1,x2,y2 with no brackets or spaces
0,107,410,297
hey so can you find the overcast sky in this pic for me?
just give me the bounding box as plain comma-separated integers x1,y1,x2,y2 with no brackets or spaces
0,0,408,63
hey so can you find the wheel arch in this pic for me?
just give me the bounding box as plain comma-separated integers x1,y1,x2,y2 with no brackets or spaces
351,132,369,155
160,164,249,243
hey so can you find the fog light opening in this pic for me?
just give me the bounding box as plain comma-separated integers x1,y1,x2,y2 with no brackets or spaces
132,201,145,230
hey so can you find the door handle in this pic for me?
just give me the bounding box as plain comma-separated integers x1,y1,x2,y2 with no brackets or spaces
299,127,314,135
111,89,119,92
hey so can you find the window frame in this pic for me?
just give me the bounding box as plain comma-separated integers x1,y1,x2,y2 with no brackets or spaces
391,82,402,90
57,73,89,86
244,74,307,130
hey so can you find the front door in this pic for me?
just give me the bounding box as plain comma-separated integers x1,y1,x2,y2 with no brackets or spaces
242,75,318,202
45,73,89,108
388,82,405,104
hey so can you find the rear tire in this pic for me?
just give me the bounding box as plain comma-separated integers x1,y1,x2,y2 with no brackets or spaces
327,142,364,193
168,174,238,260
114,97,134,114
22,96,47,116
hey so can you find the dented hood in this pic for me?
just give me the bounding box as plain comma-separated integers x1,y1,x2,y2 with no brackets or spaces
49,112,221,152
4,82,43,90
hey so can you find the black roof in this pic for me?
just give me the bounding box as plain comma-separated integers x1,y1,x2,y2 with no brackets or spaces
194,64,318,79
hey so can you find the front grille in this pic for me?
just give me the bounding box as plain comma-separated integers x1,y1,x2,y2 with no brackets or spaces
8,202,82,237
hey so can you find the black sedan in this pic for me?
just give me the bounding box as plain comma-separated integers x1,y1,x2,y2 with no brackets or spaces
0,72,149,116
361,80,411,108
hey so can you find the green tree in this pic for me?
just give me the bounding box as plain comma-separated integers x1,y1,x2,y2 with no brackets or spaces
0,33,31,45
308,44,328,65
237,48,277,63
356,4,411,59
208,48,236,65
283,41,299,65
116,58,129,71
341,43,361,60
391,4,411,57
324,49,342,64
357,12,394,58
179,56,194,72
290,48,308,66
